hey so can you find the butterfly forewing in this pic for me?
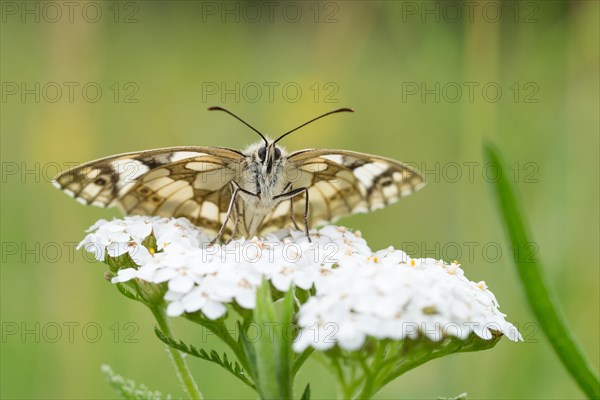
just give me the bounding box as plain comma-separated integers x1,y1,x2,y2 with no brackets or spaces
257,149,425,235
53,146,245,235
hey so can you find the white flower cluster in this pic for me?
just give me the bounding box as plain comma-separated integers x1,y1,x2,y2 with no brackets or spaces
79,217,369,319
79,217,521,350
293,251,523,352
77,216,208,264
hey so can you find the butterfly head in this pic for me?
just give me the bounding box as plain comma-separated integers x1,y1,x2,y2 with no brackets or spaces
253,141,285,175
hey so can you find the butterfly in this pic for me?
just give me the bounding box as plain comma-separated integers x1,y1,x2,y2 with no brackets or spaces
52,107,425,243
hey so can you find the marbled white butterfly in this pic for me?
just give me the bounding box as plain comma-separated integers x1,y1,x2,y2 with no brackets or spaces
52,108,425,242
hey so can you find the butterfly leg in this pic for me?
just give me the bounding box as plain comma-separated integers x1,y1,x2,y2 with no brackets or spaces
289,196,300,230
282,183,300,230
213,180,263,244
225,201,241,245
210,186,240,245
274,187,310,242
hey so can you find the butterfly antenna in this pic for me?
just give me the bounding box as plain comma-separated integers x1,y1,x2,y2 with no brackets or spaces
208,106,268,146
274,108,354,144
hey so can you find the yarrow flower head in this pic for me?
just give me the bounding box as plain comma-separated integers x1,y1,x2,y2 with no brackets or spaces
80,216,521,349
294,255,521,352
79,216,522,399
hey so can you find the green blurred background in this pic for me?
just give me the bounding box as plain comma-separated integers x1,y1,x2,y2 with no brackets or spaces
1,1,598,398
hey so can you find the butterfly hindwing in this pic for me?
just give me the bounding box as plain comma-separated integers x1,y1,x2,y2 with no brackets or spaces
117,156,241,234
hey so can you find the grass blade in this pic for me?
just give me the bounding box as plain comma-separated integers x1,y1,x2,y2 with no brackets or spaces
484,142,599,399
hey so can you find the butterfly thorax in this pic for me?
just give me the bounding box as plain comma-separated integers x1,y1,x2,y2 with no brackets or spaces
237,141,290,235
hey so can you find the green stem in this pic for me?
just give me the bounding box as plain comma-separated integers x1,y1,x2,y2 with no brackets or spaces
352,343,391,399
353,357,375,400
359,342,388,399
485,143,600,399
328,355,350,399
151,306,203,400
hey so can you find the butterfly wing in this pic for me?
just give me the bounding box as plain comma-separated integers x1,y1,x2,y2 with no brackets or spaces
52,146,245,234
258,149,425,234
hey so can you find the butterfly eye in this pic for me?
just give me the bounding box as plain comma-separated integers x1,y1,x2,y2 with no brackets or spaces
274,147,282,160
258,147,267,161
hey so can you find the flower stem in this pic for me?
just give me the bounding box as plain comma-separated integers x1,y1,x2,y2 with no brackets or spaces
150,306,203,400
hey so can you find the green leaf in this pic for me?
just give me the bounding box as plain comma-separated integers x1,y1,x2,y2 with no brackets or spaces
292,348,314,376
115,282,141,302
484,142,600,399
183,312,251,373
276,288,295,397
141,233,158,253
241,282,297,398
345,333,502,399
238,320,258,382
300,383,311,400
380,333,500,386
101,364,172,400
251,281,283,399
154,327,255,390
105,252,137,273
